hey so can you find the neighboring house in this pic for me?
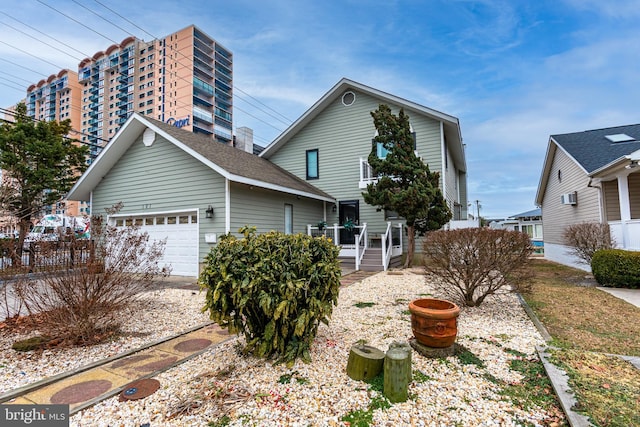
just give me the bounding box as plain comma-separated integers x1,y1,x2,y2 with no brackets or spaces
260,78,468,268
491,208,543,255
67,114,334,276
535,124,640,270
67,78,468,276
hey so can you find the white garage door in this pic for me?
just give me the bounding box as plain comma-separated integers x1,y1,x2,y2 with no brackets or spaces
113,212,199,276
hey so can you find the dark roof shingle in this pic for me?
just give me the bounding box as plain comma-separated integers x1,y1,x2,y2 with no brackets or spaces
551,124,640,173
146,117,333,200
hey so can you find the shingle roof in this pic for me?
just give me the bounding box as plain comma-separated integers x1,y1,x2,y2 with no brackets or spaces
67,113,334,202
146,117,333,200
551,124,640,173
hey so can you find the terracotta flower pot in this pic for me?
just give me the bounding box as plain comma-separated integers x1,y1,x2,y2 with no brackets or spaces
408,298,460,348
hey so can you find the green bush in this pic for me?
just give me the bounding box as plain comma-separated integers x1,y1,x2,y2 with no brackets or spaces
591,249,640,288
199,226,341,366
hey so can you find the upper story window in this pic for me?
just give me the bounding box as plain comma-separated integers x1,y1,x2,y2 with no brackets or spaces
306,149,319,180
374,130,416,159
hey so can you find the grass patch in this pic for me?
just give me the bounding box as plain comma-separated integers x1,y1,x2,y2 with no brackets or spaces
455,345,485,368
523,259,640,426
354,301,376,308
208,415,231,427
501,354,560,411
340,373,391,427
278,371,308,385
523,259,640,355
549,349,640,427
412,370,434,383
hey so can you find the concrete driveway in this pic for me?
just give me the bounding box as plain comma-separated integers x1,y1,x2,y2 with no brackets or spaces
598,286,640,308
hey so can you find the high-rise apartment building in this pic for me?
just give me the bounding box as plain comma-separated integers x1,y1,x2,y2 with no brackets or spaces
24,25,233,216
26,69,82,126
77,25,233,158
25,70,84,216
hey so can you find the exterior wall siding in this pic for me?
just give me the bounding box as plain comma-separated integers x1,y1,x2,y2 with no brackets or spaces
91,134,225,262
228,183,324,236
602,180,621,221
268,89,445,238
443,143,461,218
628,172,640,219
540,146,600,246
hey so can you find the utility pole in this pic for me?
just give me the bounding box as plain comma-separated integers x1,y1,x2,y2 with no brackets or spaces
474,200,481,222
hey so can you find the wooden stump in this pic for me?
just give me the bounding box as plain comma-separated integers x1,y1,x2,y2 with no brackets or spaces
384,345,411,403
388,341,412,383
346,344,385,381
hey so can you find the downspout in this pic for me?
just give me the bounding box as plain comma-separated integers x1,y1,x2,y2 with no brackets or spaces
587,178,604,223
440,121,447,202
225,178,231,234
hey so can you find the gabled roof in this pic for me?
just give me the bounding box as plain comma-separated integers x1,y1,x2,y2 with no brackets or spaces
259,78,466,172
551,124,640,174
535,123,640,205
67,114,334,203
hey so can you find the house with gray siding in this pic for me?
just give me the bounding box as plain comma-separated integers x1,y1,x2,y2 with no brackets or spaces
535,124,640,270
260,78,468,268
67,78,467,275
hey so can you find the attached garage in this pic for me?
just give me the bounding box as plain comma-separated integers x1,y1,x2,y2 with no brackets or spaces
111,211,199,277
67,114,334,278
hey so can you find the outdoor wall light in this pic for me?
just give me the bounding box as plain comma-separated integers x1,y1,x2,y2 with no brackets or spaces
332,205,337,213
205,205,214,219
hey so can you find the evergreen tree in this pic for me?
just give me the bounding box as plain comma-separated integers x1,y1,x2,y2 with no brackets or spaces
363,104,451,267
0,103,88,254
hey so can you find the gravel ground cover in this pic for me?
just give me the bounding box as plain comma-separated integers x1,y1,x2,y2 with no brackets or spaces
0,288,210,393
53,270,556,426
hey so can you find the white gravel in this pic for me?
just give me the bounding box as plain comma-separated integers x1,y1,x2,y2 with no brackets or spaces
0,287,210,393
3,271,555,426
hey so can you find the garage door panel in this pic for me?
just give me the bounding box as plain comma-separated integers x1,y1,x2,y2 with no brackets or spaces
117,212,198,276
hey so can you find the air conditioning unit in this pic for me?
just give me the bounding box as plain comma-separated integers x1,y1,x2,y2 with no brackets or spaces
560,192,577,205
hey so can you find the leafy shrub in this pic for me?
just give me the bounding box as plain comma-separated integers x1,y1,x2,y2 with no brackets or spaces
591,249,640,288
563,222,615,265
199,226,341,366
14,204,168,345
423,228,533,307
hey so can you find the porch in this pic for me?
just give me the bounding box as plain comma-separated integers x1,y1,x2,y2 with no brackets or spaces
307,222,403,271
608,221,640,250
601,171,640,250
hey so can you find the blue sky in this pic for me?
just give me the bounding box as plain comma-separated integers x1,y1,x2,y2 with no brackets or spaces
1,0,640,218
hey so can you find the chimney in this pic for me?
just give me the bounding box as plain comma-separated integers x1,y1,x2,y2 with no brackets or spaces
235,127,254,154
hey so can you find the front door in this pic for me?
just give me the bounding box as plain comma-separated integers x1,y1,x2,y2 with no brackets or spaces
339,200,359,244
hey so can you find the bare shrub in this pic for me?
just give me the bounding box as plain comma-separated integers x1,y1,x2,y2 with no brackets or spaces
423,228,533,307
14,206,169,345
563,222,615,265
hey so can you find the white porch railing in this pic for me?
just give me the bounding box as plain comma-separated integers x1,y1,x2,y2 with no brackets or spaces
609,220,640,250
359,157,376,189
307,223,367,255
354,223,368,270
307,222,403,270
381,222,392,271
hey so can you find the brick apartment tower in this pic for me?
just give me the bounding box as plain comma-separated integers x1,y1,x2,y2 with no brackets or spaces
25,25,233,216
